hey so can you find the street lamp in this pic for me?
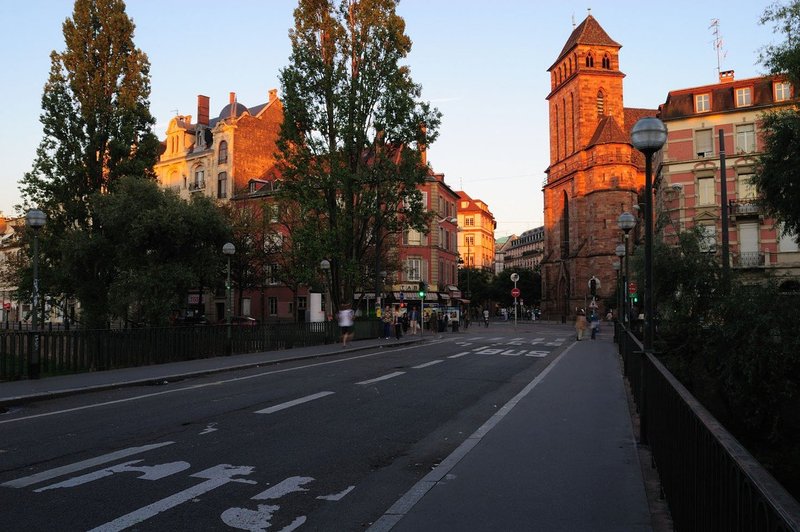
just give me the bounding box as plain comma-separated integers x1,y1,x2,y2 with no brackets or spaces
320,259,331,320
615,242,627,323
222,242,235,355
25,208,46,379
617,212,636,324
631,116,668,352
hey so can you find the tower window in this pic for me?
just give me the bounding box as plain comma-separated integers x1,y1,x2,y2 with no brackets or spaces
597,91,605,117
585,53,594,67
602,54,610,69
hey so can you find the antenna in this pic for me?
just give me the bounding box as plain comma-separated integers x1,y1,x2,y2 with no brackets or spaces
709,18,727,78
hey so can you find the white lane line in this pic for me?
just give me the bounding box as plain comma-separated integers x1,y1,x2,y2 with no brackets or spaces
412,360,443,369
0,340,449,426
356,372,405,385
1,441,175,489
254,392,334,414
447,352,470,359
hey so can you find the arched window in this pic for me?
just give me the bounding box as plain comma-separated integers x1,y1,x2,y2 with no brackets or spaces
562,97,568,154
602,54,611,69
597,90,605,117
555,104,560,158
585,53,594,67
218,140,228,164
561,191,570,259
570,93,576,151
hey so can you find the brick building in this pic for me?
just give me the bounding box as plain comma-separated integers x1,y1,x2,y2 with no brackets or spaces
540,14,656,319
658,71,800,283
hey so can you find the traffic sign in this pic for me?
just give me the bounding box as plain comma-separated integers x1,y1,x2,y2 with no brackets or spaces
628,281,637,294
511,288,521,298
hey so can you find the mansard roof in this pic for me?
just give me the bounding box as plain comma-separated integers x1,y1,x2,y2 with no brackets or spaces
550,15,621,70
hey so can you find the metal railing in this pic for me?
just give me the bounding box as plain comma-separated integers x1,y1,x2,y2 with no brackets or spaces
616,323,800,531
0,319,383,381
729,198,762,217
734,251,765,268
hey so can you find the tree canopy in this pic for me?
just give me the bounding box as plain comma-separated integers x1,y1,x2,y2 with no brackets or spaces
276,0,441,311
753,1,800,239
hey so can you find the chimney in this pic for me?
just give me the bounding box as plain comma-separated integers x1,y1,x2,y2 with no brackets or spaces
719,70,735,83
197,95,209,126
268,88,277,103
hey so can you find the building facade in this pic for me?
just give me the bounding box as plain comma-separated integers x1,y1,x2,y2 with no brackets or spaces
540,14,655,319
658,71,800,283
391,171,461,310
504,226,545,271
455,191,497,272
494,235,516,274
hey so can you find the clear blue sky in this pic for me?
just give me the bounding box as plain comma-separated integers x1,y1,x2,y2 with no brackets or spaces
0,0,779,237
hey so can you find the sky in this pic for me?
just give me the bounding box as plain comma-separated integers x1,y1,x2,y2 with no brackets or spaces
0,0,781,237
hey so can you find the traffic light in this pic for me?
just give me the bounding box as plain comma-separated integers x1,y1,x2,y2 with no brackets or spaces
418,281,427,299
631,292,639,304
590,278,597,297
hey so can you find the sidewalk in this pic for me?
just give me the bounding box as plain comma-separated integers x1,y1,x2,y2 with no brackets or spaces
0,335,423,408
369,333,654,532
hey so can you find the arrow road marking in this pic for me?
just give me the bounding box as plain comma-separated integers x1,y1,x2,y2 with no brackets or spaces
34,460,190,492
252,476,314,500
1,441,175,489
88,464,256,532
254,392,334,414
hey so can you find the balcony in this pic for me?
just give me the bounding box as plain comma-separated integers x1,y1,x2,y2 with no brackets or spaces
188,180,206,192
728,198,762,219
734,251,765,268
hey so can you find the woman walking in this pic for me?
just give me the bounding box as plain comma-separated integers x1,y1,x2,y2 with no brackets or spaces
575,308,587,341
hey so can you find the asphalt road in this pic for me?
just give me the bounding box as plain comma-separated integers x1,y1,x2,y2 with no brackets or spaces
0,323,571,531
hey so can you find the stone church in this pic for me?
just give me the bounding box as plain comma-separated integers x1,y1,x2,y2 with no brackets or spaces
540,14,657,320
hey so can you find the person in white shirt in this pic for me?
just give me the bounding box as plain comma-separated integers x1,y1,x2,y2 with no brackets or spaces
337,303,355,347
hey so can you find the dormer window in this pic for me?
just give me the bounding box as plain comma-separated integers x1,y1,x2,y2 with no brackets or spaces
218,140,228,164
695,93,710,113
774,81,791,102
736,87,752,107
602,54,610,69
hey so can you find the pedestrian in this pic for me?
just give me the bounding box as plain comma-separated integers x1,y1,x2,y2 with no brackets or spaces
408,306,419,335
394,308,403,340
589,311,600,340
382,305,392,339
464,311,470,329
483,308,489,327
337,303,355,347
575,308,587,341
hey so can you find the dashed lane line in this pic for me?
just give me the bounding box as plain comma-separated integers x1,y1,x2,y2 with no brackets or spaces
254,392,335,414
356,372,406,385
411,360,443,369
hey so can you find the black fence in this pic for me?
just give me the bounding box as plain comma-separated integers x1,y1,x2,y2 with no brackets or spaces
0,320,383,381
616,323,800,531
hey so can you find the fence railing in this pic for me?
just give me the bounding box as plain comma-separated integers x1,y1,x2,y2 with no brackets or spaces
616,323,800,531
0,319,383,381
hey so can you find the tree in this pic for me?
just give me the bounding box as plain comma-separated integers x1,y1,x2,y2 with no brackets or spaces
66,177,230,326
276,0,441,312
492,269,541,307
17,0,160,328
753,2,800,238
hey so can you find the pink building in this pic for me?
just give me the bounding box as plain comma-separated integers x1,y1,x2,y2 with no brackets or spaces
658,71,800,284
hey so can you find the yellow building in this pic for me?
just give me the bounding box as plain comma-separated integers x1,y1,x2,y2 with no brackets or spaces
455,191,497,271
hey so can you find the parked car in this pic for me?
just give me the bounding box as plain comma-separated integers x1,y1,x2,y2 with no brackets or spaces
220,316,259,326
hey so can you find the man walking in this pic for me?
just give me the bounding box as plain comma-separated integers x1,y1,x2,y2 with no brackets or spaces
337,303,355,347
408,306,419,335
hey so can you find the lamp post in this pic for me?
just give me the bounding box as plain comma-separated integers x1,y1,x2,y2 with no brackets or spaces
612,260,621,341
222,242,235,355
614,248,624,319
25,209,46,379
320,259,331,320
631,117,668,352
617,212,636,324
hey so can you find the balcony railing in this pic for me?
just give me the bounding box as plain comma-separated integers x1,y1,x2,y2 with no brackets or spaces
729,198,762,217
188,180,206,192
735,251,765,268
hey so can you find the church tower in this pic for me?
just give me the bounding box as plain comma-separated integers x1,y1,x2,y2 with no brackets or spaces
540,14,656,320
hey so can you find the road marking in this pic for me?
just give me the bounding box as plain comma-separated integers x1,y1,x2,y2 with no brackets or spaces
448,352,470,359
526,351,550,358
412,360,443,369
0,341,448,426
254,392,334,414
88,464,256,532
200,423,218,435
252,476,314,500
317,485,355,501
35,459,190,492
356,372,405,385
1,441,175,489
